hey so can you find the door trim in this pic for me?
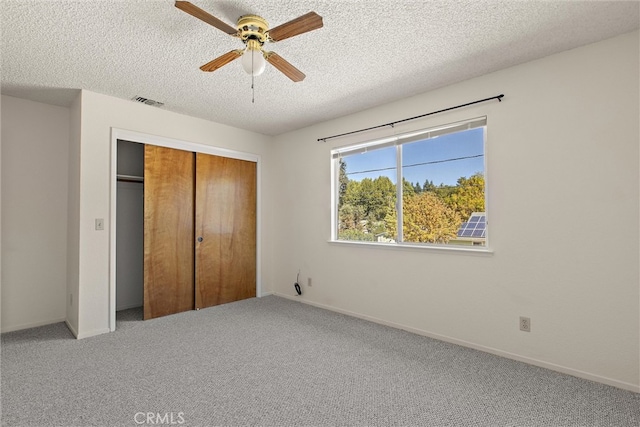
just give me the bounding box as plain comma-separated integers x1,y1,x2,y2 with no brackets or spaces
109,128,262,332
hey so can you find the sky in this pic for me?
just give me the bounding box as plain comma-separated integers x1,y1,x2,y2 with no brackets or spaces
342,127,484,187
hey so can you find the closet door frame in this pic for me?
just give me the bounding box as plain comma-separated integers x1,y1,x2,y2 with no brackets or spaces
108,128,261,332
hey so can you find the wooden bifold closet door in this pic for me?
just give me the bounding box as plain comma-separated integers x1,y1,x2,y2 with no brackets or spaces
143,146,256,320
143,146,194,320
195,153,257,309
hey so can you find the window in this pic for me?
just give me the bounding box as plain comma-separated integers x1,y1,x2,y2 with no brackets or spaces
332,117,487,249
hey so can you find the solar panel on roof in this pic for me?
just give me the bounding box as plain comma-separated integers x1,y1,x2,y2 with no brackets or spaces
456,212,486,240
457,222,469,237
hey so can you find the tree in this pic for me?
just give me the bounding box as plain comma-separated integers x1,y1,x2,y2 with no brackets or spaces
434,184,456,200
385,192,461,243
338,203,366,232
344,176,395,222
444,173,485,220
369,176,396,221
338,169,484,243
402,178,415,196
339,176,395,239
338,228,374,242
342,179,361,208
422,179,436,192
338,159,349,209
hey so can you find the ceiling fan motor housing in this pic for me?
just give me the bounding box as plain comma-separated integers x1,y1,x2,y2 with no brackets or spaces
237,15,269,46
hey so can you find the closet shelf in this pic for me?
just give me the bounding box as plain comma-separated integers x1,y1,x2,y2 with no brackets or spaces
117,174,144,183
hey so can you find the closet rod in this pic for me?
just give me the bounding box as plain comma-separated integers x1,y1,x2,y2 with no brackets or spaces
317,94,504,143
117,174,144,183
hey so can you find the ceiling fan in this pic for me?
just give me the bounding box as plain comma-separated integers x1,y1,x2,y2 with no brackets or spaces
175,1,323,82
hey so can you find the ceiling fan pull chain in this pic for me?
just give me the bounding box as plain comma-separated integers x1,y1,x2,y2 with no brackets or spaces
251,53,255,104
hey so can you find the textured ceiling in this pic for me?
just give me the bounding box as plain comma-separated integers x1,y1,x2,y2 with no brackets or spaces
1,0,638,136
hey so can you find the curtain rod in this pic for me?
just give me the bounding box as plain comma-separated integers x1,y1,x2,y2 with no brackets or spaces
317,94,504,143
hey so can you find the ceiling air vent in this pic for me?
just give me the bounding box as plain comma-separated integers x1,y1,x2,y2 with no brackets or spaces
132,96,164,107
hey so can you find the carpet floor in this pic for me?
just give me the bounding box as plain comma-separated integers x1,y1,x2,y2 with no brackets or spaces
2,295,639,426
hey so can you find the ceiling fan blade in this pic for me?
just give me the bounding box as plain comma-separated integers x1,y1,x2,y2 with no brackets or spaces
200,50,243,72
265,52,305,82
175,1,237,35
267,12,323,42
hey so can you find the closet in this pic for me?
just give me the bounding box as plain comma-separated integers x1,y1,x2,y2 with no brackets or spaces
116,141,145,312
116,141,257,321
143,145,256,320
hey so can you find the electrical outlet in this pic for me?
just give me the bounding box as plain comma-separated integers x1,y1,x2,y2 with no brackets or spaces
520,316,531,332
307,277,312,287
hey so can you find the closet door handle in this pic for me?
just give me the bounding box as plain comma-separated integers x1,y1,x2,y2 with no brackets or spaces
197,236,203,243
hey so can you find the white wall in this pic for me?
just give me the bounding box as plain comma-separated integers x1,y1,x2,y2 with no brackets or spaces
1,95,69,332
1,95,2,331
73,90,274,338
271,31,640,391
66,93,81,335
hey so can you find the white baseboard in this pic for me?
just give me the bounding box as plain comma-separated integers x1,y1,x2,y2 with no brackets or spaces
1,317,66,334
274,293,640,394
260,291,274,297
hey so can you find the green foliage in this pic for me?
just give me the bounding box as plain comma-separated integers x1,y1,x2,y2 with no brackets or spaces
338,228,375,242
385,192,461,243
343,176,395,222
443,173,485,220
337,160,485,244
338,159,349,209
422,179,436,192
434,184,456,200
402,178,415,196
339,174,396,241
338,203,366,232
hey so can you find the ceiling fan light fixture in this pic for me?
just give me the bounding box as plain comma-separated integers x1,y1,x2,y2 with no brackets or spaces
241,39,266,76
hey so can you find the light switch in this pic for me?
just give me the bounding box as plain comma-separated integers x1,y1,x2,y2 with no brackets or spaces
95,218,104,231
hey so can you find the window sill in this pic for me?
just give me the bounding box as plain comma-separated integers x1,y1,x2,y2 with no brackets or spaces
328,239,494,255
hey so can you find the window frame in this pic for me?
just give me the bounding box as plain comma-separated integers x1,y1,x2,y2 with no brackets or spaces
330,116,490,252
